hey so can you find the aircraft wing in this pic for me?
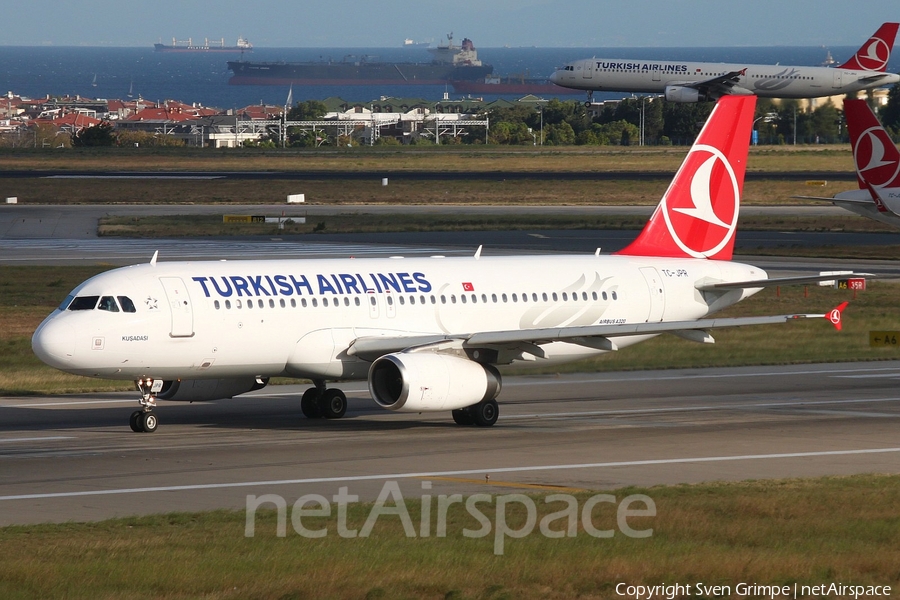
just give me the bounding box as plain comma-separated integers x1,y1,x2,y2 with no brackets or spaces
792,195,874,205
346,305,845,362
681,69,748,98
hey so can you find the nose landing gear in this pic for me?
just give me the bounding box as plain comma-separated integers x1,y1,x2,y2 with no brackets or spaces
130,378,160,433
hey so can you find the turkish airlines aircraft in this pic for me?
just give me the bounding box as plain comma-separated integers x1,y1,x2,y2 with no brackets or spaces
799,98,900,227
550,23,899,102
32,96,852,433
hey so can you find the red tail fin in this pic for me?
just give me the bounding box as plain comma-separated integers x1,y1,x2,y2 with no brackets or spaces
837,23,898,71
616,95,756,261
844,99,900,190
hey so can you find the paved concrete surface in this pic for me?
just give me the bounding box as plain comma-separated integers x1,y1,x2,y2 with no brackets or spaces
1,362,898,525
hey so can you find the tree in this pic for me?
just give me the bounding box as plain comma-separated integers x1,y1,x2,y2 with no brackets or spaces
661,102,713,144
71,122,116,147
543,122,576,145
115,130,184,147
286,100,328,121
286,127,325,147
592,120,639,146
808,103,841,143
35,123,69,148
487,121,532,145
880,84,900,135
609,98,663,144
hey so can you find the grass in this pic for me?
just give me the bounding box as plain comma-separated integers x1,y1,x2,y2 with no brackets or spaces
0,144,860,174
0,474,898,599
3,176,860,207
3,265,897,395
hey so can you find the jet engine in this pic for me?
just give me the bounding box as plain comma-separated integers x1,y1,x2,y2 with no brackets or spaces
664,85,702,103
368,353,501,412
156,377,269,402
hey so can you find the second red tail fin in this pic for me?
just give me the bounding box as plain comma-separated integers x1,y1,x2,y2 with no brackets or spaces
617,95,756,261
844,99,900,191
838,23,898,71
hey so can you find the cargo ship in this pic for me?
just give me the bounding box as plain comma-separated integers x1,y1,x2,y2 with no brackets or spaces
154,36,252,53
227,34,491,86
452,74,583,96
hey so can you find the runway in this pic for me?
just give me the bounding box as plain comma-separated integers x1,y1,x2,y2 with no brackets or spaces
1,361,899,525
0,203,860,240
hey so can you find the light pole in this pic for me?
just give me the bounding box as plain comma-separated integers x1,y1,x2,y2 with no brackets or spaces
752,112,778,145
793,105,797,145
639,96,645,146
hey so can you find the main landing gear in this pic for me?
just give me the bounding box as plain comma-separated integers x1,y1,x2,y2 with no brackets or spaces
130,378,160,433
301,380,348,420
452,398,499,427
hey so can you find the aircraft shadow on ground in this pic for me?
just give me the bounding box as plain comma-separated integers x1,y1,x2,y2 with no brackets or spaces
0,398,465,434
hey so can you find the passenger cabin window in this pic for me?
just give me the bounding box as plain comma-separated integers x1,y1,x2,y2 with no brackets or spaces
68,296,99,311
98,296,119,312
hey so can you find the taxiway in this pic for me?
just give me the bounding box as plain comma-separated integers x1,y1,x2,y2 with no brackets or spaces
1,361,898,525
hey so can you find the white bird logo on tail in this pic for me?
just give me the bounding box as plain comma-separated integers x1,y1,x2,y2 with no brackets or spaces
673,155,732,228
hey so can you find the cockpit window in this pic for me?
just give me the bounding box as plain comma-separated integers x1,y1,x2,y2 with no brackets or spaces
118,296,136,313
98,296,119,313
58,295,74,311
68,296,99,311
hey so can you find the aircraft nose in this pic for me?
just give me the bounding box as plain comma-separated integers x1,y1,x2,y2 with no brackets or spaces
550,69,560,84
32,319,76,367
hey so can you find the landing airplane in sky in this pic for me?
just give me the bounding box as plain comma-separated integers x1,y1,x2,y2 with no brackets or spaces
550,23,899,103
32,96,854,433
798,98,900,227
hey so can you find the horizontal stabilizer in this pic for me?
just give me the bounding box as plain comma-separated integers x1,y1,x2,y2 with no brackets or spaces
791,194,874,205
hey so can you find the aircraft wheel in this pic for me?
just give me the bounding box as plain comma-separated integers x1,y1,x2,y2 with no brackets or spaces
452,408,474,426
141,411,158,433
300,388,321,419
471,399,499,427
320,389,347,419
129,410,143,433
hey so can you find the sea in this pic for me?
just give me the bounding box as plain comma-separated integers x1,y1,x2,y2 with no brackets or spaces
1,44,895,109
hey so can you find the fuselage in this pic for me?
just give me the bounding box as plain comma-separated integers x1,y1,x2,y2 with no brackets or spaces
549,58,900,98
32,254,765,382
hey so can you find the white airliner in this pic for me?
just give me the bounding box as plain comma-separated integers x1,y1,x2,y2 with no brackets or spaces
32,96,854,433
798,98,900,227
549,23,899,103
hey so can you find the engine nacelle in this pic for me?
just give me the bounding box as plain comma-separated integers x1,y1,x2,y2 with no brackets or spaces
368,353,501,412
664,85,701,103
156,377,268,402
